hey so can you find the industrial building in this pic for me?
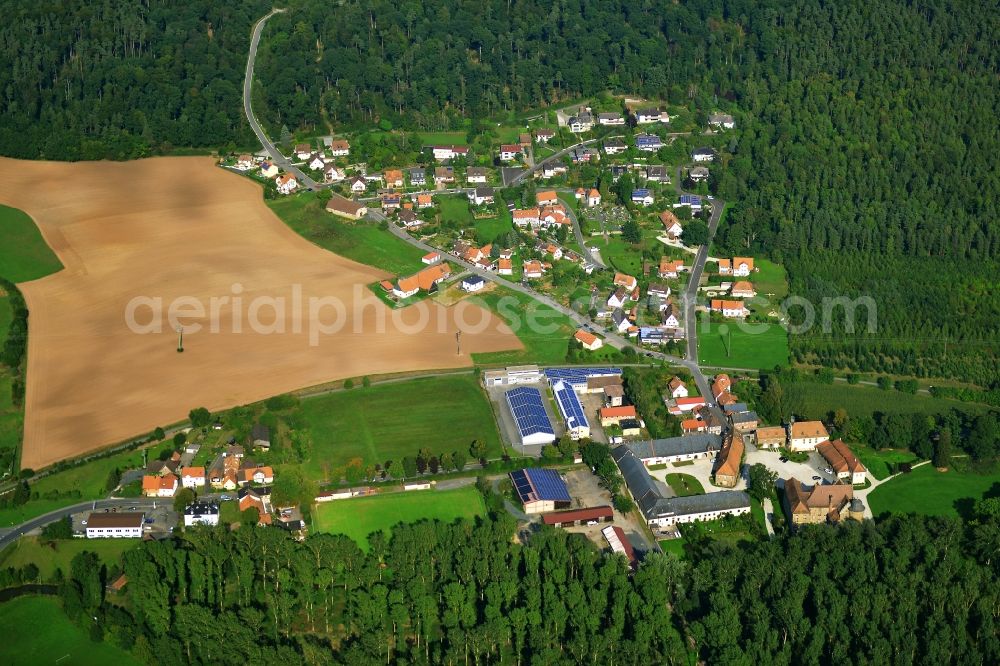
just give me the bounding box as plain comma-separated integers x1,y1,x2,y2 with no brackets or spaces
542,505,614,527
505,387,557,446
543,367,622,391
510,468,572,514
552,379,591,439
482,365,544,387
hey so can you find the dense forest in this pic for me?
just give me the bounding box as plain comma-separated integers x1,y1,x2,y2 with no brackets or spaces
41,486,1000,665
1,0,998,383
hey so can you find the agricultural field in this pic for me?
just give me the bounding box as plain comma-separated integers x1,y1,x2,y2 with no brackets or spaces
298,374,504,481
313,485,486,549
790,381,990,421
697,320,789,370
0,536,138,580
0,156,517,469
470,287,576,366
0,203,63,283
269,191,426,275
0,596,140,666
867,463,1000,518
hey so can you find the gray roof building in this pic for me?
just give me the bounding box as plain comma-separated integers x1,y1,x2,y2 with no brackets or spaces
730,411,759,425
624,434,722,461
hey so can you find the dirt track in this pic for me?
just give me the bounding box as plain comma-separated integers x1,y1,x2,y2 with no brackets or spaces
0,157,520,470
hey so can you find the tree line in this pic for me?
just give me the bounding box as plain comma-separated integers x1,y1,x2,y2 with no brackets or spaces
24,487,1000,665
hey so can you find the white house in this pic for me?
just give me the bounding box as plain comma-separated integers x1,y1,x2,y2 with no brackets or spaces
587,189,602,207
661,303,681,328
181,466,205,490
692,147,716,162
294,143,312,160
325,165,346,182
462,276,486,293
259,162,279,178
607,288,628,309
183,502,220,528
689,166,710,182
611,308,631,333
710,299,748,318
499,144,523,161
307,154,326,171
635,108,669,124
631,189,655,206
329,139,350,157
85,512,144,539
667,377,689,399
568,111,595,133
614,272,638,291
574,329,603,351
349,176,367,193
431,145,469,161
235,154,255,171
598,112,625,125
468,186,495,206
422,252,441,265
276,174,298,195
789,421,830,452
709,113,736,129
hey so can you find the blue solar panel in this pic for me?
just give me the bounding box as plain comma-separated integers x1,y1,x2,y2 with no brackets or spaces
544,367,622,389
510,468,571,503
552,380,589,431
506,388,555,439
680,194,702,205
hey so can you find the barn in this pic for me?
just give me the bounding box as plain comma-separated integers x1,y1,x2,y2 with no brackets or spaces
510,468,571,514
505,387,557,447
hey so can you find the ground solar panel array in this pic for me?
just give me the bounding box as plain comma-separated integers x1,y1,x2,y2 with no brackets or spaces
511,468,571,503
506,387,554,438
552,380,589,430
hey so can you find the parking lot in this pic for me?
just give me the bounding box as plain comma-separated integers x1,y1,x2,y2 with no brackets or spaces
559,469,654,553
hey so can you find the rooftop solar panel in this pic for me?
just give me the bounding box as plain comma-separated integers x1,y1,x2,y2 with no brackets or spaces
552,380,589,431
506,388,555,439
544,367,622,389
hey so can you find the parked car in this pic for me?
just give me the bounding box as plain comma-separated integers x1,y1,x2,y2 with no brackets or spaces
812,475,822,481
823,467,834,475
779,456,789,463
220,495,232,501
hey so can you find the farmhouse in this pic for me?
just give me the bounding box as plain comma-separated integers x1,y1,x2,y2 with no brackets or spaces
710,299,749,318
789,421,830,452
326,195,368,220
510,468,571,514
543,506,614,527
393,262,452,298
713,434,745,488
623,433,722,465
818,439,868,484
574,329,603,351
784,478,864,526
505,387,556,447
613,446,750,527
603,384,625,407
599,405,638,427
183,501,220,527
755,426,787,449
85,512,144,539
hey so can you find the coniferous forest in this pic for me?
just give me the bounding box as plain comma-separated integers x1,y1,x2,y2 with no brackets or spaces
0,0,997,384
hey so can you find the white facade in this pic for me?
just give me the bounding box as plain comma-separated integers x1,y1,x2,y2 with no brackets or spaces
647,504,750,528
87,525,143,538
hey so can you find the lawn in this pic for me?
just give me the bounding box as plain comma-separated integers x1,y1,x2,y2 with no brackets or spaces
0,536,138,580
313,486,486,549
658,538,687,559
665,473,705,497
0,446,148,527
752,258,788,301
868,464,1000,518
268,192,426,276
438,195,473,226
416,131,468,146
594,237,644,275
469,287,576,366
697,320,789,370
0,596,140,665
849,445,919,481
0,204,64,283
298,374,503,481
790,381,989,421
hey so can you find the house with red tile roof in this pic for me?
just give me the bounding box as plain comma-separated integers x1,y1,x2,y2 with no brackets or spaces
818,439,867,484
574,329,603,351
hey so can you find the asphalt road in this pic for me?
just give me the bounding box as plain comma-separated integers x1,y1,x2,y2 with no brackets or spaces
511,135,622,185
243,8,318,189
0,498,162,550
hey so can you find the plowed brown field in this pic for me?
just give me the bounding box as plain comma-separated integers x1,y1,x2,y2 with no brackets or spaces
0,157,520,470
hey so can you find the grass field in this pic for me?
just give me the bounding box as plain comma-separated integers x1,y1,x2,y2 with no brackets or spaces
0,204,63,283
470,287,576,366
0,596,140,666
268,192,426,275
298,374,503,480
868,464,1000,518
665,473,705,496
752,258,788,300
850,445,919,480
0,536,138,580
313,486,486,549
790,382,989,421
698,320,789,370
658,538,687,558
